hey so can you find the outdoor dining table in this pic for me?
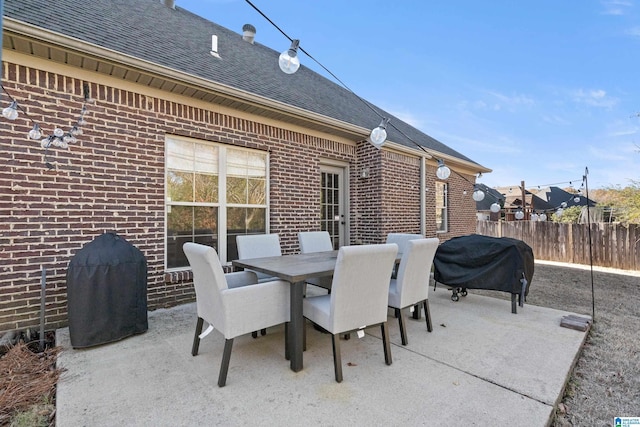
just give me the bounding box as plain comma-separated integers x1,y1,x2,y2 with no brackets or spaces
232,250,338,372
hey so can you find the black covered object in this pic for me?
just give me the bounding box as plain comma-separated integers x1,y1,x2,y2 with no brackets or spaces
67,232,148,348
433,234,534,308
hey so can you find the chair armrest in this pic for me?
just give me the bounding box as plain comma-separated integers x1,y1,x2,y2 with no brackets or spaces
224,271,258,288
221,280,291,338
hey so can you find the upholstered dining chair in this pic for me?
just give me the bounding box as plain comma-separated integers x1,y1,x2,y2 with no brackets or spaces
236,233,282,283
298,231,333,291
236,233,282,337
387,238,439,345
385,233,424,255
183,242,290,387
303,243,398,383
385,233,424,278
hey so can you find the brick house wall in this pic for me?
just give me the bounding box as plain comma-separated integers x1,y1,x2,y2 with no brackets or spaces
0,60,477,334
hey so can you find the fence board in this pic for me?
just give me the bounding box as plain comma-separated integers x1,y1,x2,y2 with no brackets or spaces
476,221,640,271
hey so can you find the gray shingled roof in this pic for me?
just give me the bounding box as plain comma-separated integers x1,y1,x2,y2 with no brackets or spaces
4,0,483,166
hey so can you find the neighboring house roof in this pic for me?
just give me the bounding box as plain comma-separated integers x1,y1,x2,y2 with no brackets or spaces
475,186,553,213
528,186,596,209
474,183,504,211
3,0,489,172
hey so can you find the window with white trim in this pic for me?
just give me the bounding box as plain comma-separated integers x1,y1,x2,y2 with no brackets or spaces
435,181,448,233
166,136,267,269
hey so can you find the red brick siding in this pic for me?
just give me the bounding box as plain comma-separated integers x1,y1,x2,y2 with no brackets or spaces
381,151,422,239
0,60,477,333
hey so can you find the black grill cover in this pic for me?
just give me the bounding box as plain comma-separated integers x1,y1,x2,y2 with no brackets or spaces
433,234,534,296
67,232,148,348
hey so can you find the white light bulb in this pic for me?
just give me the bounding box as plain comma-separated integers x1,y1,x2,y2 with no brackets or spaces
515,210,524,220
574,196,580,203
41,137,52,148
369,126,387,149
278,40,300,74
436,162,451,180
556,208,564,218
490,203,501,213
539,213,547,221
530,213,539,221
54,128,64,137
561,202,567,208
28,124,42,140
2,101,19,120
472,189,485,201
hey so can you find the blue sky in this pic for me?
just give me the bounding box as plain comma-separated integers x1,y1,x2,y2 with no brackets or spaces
177,0,640,190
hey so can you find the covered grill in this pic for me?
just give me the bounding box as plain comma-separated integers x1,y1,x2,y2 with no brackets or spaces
66,232,148,348
433,234,534,313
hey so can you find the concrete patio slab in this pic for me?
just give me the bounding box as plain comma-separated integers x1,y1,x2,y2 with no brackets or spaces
55,290,588,426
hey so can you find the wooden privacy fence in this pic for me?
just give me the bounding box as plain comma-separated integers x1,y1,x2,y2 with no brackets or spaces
476,221,640,271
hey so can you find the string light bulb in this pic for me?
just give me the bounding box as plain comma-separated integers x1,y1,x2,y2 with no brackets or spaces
279,39,300,74
369,118,389,149
472,187,485,202
515,209,524,220
490,202,501,213
2,101,19,120
28,124,42,140
436,159,451,180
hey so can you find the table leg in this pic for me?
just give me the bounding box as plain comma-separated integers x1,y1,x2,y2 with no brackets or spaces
289,281,305,372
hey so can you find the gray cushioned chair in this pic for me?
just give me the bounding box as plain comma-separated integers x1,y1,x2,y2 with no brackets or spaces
298,231,333,291
388,238,439,345
183,242,290,387
303,243,398,383
236,233,282,283
236,233,283,337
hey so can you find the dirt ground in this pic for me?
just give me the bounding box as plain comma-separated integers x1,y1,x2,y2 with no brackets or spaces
472,261,640,426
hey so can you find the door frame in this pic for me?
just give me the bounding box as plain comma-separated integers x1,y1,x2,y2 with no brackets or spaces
319,161,349,248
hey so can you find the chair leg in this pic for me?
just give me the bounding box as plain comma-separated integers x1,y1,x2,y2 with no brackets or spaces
192,317,204,356
218,338,234,387
332,334,343,383
261,328,267,336
397,308,408,345
381,322,392,365
251,331,258,338
424,300,433,332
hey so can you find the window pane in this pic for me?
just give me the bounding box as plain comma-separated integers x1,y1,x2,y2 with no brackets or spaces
194,173,218,203
227,207,266,233
227,149,247,176
167,205,193,269
167,236,191,269
247,178,266,204
247,152,266,177
194,143,218,174
194,206,218,236
168,205,193,237
226,207,266,261
227,176,248,204
194,206,218,249
245,208,266,232
167,170,194,202
166,139,193,170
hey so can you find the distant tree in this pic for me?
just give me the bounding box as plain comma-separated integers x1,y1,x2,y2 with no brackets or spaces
597,181,640,224
552,205,582,223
